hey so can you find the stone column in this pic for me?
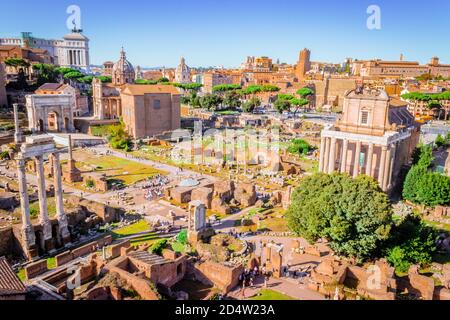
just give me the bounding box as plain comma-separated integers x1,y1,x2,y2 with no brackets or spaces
328,137,337,173
387,143,397,190
52,153,70,244
366,143,374,177
378,146,387,187
35,156,52,244
17,158,36,249
13,103,23,143
353,141,362,178
323,137,330,173
340,139,349,173
318,136,326,172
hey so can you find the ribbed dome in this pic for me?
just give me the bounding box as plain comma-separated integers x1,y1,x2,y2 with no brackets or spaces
113,48,134,74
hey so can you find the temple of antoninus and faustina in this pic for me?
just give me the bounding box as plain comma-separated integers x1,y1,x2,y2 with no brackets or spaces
319,87,421,192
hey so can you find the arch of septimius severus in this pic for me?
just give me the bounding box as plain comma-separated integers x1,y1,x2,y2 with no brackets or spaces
14,104,71,259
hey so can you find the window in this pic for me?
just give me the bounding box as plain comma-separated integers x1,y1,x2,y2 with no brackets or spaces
360,110,369,125
153,99,161,109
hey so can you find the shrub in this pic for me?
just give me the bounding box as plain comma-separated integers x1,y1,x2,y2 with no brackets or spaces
150,239,168,255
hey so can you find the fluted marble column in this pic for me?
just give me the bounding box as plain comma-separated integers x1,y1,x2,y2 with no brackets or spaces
353,141,362,178
35,156,52,242
52,153,70,242
17,158,35,248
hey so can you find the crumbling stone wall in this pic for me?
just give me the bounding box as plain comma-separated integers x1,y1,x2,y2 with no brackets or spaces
0,227,13,257
191,260,243,293
25,259,48,280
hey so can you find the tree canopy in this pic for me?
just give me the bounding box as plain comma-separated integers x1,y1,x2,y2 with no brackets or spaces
242,97,261,113
286,173,393,260
287,139,313,156
212,84,242,93
274,99,291,113
296,87,314,98
199,93,223,111
403,144,450,206
4,58,30,67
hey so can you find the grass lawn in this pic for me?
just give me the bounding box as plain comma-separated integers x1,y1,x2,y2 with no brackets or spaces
250,289,296,300
130,234,161,247
171,241,186,253
112,220,151,238
17,268,26,281
74,154,167,187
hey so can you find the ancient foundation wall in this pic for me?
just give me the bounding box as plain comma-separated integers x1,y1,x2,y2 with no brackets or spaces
192,260,243,293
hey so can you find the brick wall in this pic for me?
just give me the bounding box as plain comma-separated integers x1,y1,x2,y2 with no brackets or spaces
25,260,48,280
0,227,13,257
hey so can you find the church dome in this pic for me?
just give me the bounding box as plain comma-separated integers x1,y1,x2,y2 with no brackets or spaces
113,48,134,74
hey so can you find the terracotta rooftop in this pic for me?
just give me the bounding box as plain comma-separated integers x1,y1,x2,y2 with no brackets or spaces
121,84,180,95
0,256,26,296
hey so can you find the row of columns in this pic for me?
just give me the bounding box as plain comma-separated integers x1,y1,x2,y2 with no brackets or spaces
18,152,70,253
68,49,85,66
319,136,397,192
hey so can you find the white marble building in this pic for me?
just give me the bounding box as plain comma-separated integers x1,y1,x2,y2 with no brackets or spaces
0,30,90,71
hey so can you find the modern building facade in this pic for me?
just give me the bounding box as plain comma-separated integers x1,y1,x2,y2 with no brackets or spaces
0,30,90,71
319,87,420,192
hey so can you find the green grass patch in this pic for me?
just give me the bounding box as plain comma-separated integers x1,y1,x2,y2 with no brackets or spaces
112,220,150,238
171,241,186,253
47,257,56,269
250,289,296,300
17,268,26,281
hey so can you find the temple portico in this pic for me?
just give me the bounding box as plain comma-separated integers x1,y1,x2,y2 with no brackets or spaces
319,87,420,193
16,135,71,258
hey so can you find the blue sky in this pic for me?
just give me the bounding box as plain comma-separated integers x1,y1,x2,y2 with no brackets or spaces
1,0,449,68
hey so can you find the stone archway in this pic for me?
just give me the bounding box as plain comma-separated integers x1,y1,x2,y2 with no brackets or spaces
47,111,61,132
64,117,70,132
38,119,45,132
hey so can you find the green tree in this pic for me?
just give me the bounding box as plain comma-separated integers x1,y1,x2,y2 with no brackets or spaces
290,98,309,115
277,94,295,101
222,91,242,109
274,99,291,113
384,216,438,274
242,97,261,113
177,229,188,245
287,139,312,156
286,173,392,260
403,144,450,206
96,76,112,83
199,93,222,111
213,84,242,94
150,239,168,255
32,63,58,85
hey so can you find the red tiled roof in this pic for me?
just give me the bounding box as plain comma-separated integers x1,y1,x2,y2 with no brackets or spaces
0,256,26,296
